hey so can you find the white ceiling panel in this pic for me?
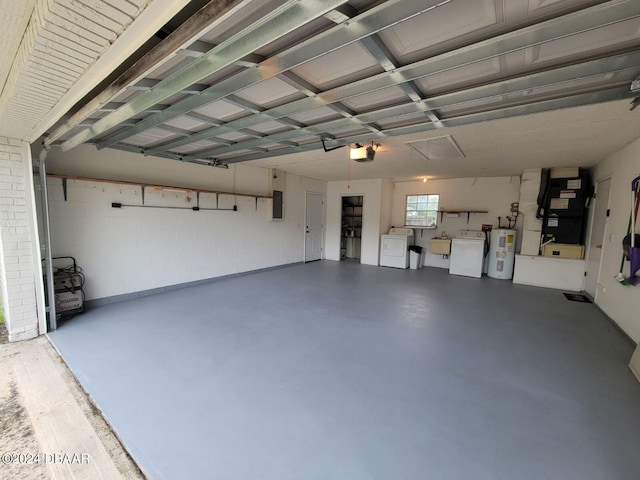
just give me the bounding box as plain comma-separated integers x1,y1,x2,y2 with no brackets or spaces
255,16,333,58
341,85,410,112
325,124,370,138
526,0,590,14
163,116,207,131
378,0,501,62
438,96,507,116
415,57,503,94
121,127,177,147
233,76,302,107
143,55,192,80
261,143,289,151
287,106,342,125
193,100,246,121
376,111,430,129
519,72,618,98
215,131,253,142
291,42,383,90
249,120,292,134
170,140,222,154
527,18,640,65
199,0,298,45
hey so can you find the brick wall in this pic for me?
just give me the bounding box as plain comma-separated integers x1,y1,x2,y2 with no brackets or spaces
0,137,39,341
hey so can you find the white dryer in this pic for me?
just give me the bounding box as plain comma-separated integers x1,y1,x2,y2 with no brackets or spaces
449,230,486,278
380,228,414,268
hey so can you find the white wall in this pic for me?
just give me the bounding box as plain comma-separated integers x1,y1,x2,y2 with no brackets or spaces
44,146,326,301
591,137,640,342
380,179,393,234
391,177,522,268
326,179,383,265
46,144,269,196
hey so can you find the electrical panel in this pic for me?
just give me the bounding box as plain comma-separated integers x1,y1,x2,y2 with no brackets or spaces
269,169,284,221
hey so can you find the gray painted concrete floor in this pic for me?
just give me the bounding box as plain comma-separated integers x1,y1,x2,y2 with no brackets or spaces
49,261,640,480
0,336,145,480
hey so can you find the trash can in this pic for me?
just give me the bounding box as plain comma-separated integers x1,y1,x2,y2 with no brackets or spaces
409,245,423,269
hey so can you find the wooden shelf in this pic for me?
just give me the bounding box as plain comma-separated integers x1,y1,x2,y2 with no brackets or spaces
438,209,488,223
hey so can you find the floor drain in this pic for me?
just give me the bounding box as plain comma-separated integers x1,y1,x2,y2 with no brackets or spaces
563,293,592,303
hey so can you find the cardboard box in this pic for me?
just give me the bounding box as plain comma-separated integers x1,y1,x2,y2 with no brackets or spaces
429,238,451,255
550,167,580,179
541,243,585,259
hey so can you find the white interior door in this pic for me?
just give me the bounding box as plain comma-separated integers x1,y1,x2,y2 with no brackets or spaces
305,192,324,262
585,178,611,298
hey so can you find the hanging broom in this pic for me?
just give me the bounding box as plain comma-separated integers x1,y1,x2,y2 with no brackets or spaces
616,175,640,285
615,213,632,286
627,176,640,286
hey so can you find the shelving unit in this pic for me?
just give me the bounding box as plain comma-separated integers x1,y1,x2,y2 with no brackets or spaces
438,209,488,223
341,196,363,259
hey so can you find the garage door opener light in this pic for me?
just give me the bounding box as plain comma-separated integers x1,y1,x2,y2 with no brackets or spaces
350,142,379,162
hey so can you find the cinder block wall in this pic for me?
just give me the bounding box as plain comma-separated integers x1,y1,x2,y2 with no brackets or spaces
0,138,40,341
39,162,326,302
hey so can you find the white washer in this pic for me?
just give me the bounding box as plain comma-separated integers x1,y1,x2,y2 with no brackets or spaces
449,230,486,278
379,228,414,268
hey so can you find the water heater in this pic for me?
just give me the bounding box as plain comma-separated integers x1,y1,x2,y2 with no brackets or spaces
488,229,517,279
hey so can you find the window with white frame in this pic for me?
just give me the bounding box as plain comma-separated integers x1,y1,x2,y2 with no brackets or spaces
405,194,439,228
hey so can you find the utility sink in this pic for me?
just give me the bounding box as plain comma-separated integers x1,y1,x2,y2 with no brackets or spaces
430,238,451,255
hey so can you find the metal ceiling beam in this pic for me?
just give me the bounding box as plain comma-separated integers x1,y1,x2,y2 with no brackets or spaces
278,71,321,97
323,4,357,24
216,1,640,130
184,112,222,126
177,40,265,65
277,71,384,135
156,124,196,137
45,0,253,145
277,117,306,130
147,0,640,160
224,95,265,114
109,141,210,165
177,49,640,161
278,71,372,126
143,72,316,155
130,78,209,95
207,86,631,165
93,0,451,150
360,34,444,127
61,0,350,151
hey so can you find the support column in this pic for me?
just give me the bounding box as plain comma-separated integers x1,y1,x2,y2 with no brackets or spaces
0,137,44,341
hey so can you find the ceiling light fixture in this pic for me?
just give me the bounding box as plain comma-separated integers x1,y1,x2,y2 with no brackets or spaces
404,142,433,183
423,157,428,183
350,142,379,162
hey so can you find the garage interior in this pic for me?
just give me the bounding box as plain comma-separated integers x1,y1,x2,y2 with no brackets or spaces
1,0,640,478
